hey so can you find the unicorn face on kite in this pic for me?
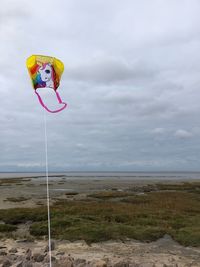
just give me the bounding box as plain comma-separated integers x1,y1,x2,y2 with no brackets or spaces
26,55,67,113
36,64,54,89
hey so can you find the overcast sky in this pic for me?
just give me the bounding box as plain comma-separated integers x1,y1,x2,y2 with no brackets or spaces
0,0,200,172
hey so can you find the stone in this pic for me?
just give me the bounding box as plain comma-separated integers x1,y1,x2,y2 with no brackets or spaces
45,240,55,252
163,265,178,267
0,251,7,256
89,259,107,267
56,251,65,256
12,262,23,267
9,248,18,253
23,261,33,267
138,264,155,267
32,253,45,262
129,264,140,267
2,259,12,267
57,256,74,267
74,258,87,266
16,239,28,243
26,248,32,260
113,261,129,267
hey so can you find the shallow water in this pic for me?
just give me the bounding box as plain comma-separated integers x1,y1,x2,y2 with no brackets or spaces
0,171,200,180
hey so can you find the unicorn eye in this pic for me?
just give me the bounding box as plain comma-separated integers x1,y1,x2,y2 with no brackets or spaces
45,70,50,74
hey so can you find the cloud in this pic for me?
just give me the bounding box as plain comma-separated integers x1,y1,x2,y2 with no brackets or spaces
65,57,156,84
151,128,166,135
174,129,193,139
0,0,200,171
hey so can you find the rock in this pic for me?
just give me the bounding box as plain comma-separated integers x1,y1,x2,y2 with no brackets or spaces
8,254,19,261
45,240,55,252
32,253,46,262
26,249,32,260
0,251,7,256
74,258,87,266
163,265,178,267
43,254,56,264
23,261,33,267
138,264,155,267
2,259,12,267
56,251,65,256
74,258,87,267
12,262,23,267
16,239,28,243
89,259,107,267
57,256,74,267
52,256,57,262
9,247,18,253
113,261,130,267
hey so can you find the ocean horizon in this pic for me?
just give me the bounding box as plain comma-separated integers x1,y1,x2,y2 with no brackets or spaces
0,171,200,180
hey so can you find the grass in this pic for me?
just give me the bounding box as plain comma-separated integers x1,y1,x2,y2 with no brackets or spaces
4,197,30,202
65,192,79,196
0,182,200,246
0,224,17,232
0,178,30,186
156,182,200,193
88,191,133,199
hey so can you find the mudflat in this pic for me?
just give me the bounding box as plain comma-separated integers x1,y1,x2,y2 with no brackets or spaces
0,175,199,266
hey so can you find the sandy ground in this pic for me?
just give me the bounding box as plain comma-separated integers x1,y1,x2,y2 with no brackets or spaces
0,236,200,266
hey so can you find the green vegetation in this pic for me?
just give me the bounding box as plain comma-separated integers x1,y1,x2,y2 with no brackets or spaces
0,178,30,186
0,224,17,232
88,191,133,199
5,197,30,202
65,192,79,196
0,182,199,246
156,182,200,193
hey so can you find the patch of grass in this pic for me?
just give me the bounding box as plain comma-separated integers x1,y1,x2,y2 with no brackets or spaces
156,182,200,193
4,197,30,203
88,191,133,199
0,178,30,186
170,226,200,247
121,195,150,204
0,207,47,224
0,224,17,232
65,192,79,196
0,184,200,246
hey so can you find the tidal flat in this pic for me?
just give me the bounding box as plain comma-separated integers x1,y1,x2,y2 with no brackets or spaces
0,175,200,266
0,175,199,246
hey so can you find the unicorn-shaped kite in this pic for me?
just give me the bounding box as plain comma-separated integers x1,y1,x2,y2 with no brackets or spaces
26,55,67,113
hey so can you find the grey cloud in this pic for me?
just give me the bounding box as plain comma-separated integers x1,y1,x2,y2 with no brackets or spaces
151,128,166,135
65,58,156,84
174,129,193,139
0,0,200,172
0,0,29,22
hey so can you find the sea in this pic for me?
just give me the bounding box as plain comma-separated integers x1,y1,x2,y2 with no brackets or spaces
0,172,200,181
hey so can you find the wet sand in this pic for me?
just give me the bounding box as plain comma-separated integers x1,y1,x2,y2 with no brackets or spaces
0,174,199,209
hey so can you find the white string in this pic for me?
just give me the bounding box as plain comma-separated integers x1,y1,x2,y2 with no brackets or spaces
44,110,52,267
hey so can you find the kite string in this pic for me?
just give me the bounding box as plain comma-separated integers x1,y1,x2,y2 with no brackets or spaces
44,110,52,267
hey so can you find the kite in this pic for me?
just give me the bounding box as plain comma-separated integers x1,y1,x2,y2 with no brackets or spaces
26,55,67,113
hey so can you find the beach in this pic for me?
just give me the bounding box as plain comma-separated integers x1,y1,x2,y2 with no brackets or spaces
0,173,199,266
